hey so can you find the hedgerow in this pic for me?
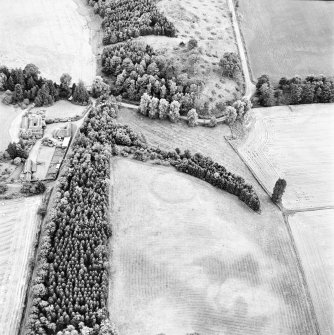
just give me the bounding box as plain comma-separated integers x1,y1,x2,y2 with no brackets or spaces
256,74,334,106
88,0,176,45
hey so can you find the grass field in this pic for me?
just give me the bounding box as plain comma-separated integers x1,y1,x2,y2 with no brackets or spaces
289,210,334,335
0,196,42,335
118,107,256,188
0,0,95,84
44,100,86,120
0,100,22,152
234,104,334,211
238,0,334,81
109,158,316,335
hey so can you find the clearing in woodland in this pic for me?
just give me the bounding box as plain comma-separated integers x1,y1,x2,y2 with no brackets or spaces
0,0,96,84
0,196,42,335
109,158,316,335
238,0,334,81
289,210,334,335
138,0,241,112
233,104,334,211
44,100,87,120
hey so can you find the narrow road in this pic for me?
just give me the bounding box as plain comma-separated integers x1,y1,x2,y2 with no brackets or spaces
227,0,256,99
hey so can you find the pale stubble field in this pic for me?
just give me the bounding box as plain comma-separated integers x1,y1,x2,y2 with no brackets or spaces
289,210,334,335
0,0,96,84
234,104,334,211
108,158,316,335
0,196,42,335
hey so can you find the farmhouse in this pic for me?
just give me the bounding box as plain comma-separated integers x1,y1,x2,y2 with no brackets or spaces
20,113,45,138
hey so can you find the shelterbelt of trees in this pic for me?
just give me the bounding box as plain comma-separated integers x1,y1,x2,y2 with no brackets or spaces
26,93,260,334
256,74,334,107
88,0,176,45
0,65,90,107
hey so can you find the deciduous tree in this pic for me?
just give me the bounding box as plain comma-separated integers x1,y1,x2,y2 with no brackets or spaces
272,178,287,203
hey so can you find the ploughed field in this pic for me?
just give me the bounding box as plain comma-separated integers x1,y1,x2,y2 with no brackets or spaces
233,104,334,211
238,0,334,81
109,158,316,335
0,196,41,335
289,210,334,335
0,0,95,84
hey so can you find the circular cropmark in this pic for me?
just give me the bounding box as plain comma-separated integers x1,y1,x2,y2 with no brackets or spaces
150,170,196,204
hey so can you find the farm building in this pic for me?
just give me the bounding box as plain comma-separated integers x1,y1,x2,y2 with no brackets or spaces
20,113,45,138
52,123,72,139
62,137,71,148
22,158,37,181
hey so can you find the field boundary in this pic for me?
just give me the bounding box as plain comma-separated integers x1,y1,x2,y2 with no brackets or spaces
233,2,256,85
18,189,52,335
283,213,321,335
227,135,321,335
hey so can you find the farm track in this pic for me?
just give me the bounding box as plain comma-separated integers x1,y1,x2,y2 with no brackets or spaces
0,197,42,335
227,0,256,98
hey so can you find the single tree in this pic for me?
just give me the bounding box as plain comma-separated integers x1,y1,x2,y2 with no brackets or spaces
259,83,275,107
73,80,89,104
24,64,40,79
187,108,198,127
13,83,24,103
59,73,72,98
158,98,169,119
219,52,241,79
139,93,152,116
272,178,287,203
169,100,180,122
187,38,198,50
224,106,237,125
148,97,159,119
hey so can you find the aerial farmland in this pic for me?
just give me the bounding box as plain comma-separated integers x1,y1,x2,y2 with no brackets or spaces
0,0,333,334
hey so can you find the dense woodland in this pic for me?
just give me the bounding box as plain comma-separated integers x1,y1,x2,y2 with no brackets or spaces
256,74,334,107
0,65,90,107
26,93,260,334
88,0,176,45
102,41,202,114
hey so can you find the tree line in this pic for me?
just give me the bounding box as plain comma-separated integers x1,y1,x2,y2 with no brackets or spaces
256,74,334,107
0,64,90,107
88,0,176,45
